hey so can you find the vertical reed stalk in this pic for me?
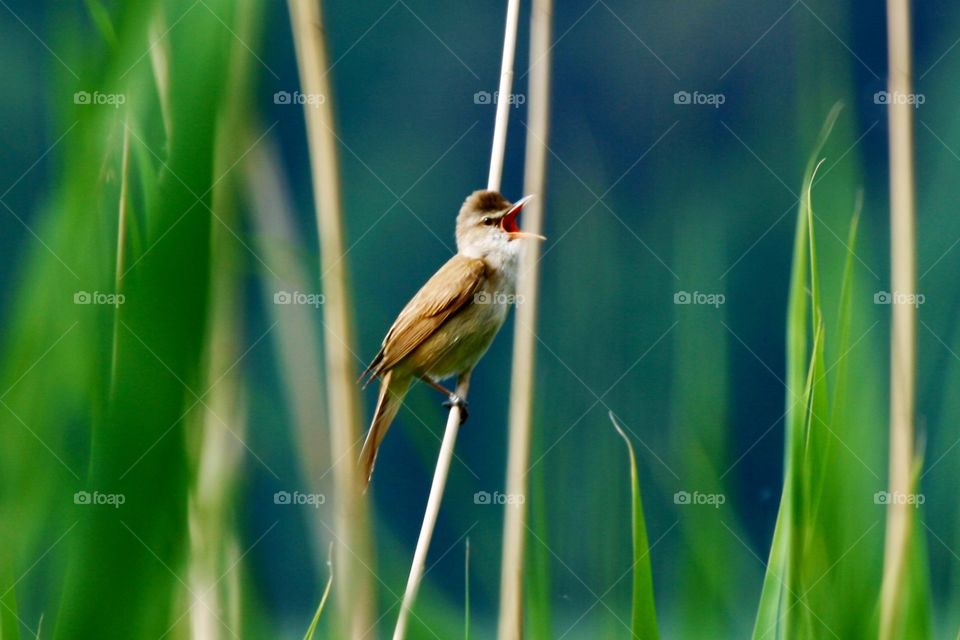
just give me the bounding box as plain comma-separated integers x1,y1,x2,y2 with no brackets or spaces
287,2,375,637
880,1,917,638
247,139,331,569
497,0,552,637
487,0,523,191
394,375,471,640
394,1,522,637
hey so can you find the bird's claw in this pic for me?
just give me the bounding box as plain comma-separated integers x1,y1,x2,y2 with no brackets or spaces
442,394,469,424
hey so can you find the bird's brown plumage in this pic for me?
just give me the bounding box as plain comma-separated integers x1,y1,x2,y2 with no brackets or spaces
358,254,488,484
358,190,538,487
360,254,487,385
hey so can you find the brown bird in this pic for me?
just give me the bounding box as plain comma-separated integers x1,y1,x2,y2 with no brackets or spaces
358,190,543,486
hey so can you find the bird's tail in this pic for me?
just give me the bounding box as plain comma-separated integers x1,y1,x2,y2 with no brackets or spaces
358,370,411,488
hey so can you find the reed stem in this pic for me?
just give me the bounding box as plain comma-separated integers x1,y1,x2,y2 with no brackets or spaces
394,376,470,640
394,2,522,637
880,1,918,638
288,1,375,637
497,0,552,637
487,0,523,192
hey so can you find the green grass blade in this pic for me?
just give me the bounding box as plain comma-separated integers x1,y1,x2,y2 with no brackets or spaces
610,412,658,640
303,547,334,640
53,1,237,637
897,454,932,638
752,493,791,640
802,193,862,573
752,105,842,640
788,321,823,638
830,193,861,423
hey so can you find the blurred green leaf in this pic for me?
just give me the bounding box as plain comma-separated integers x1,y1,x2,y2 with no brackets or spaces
0,571,19,640
84,0,118,47
611,412,658,640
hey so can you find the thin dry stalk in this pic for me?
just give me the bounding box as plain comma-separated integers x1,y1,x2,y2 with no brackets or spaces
487,0,523,191
288,1,375,637
247,139,331,569
880,1,918,638
393,375,470,640
497,0,552,637
394,1,523,638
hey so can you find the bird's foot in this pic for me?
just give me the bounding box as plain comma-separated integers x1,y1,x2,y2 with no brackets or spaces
442,394,469,424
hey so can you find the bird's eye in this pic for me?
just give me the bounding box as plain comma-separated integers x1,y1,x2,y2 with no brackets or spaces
481,216,495,226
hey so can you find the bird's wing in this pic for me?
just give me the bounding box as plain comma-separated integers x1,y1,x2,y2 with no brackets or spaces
361,254,487,382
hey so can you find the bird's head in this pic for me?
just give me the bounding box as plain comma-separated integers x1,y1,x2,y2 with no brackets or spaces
455,190,543,258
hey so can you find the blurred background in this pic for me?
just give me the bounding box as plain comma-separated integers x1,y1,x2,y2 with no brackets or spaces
0,0,958,638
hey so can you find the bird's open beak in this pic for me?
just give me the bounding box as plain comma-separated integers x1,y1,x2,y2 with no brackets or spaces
500,194,546,241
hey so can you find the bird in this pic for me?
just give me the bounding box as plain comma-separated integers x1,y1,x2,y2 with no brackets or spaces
358,189,544,486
